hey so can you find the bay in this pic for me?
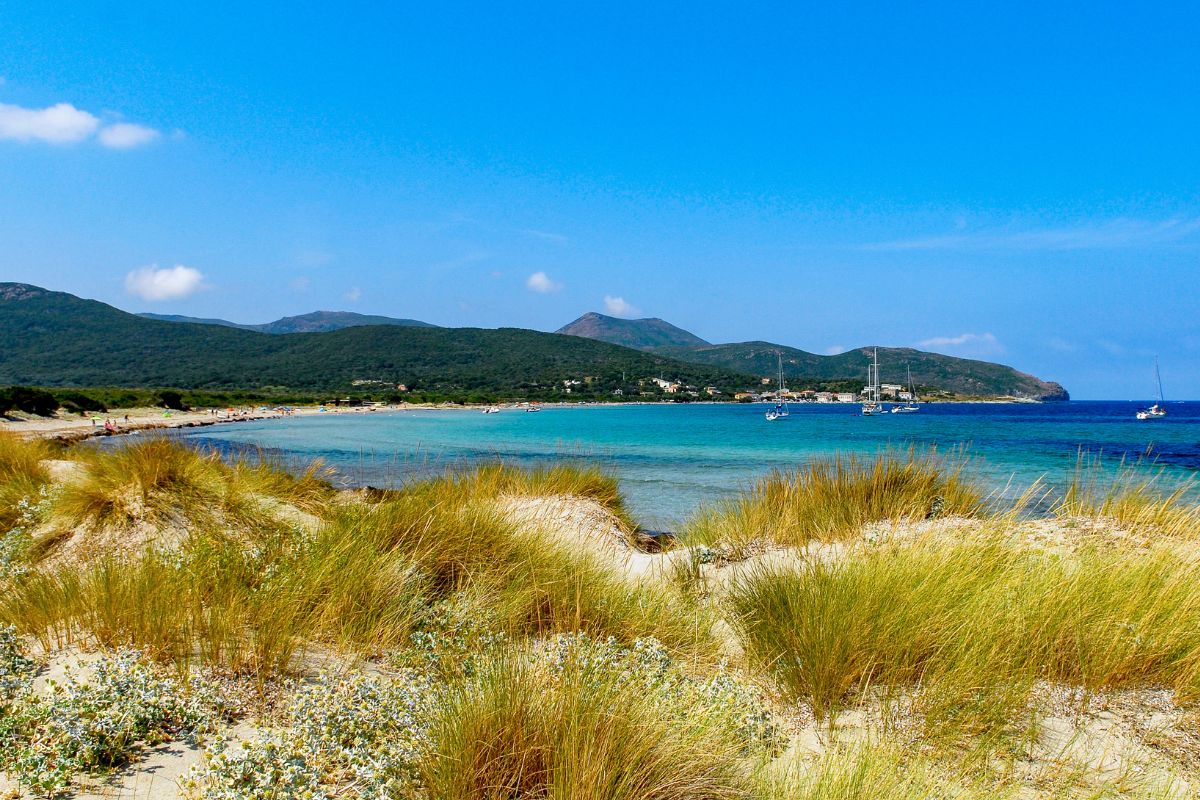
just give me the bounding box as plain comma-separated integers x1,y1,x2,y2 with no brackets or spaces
179,401,1200,529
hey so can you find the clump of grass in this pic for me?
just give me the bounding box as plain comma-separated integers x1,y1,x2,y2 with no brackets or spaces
1056,454,1200,538
55,438,235,528
688,449,984,556
6,459,710,674
729,535,1200,746
421,635,766,800
230,453,338,515
756,745,1010,800
405,461,638,533
0,431,52,531
315,491,711,655
2,539,305,673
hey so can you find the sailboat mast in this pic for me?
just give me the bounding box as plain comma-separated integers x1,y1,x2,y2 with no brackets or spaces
1155,357,1164,403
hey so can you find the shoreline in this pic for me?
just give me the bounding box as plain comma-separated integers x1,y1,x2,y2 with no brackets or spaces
2,396,1069,445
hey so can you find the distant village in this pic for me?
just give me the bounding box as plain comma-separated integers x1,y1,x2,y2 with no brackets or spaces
349,374,925,402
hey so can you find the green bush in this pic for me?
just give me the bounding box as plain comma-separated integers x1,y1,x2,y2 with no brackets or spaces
0,386,60,417
155,390,188,410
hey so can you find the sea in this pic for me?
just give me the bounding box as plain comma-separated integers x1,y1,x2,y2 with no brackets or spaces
177,401,1200,529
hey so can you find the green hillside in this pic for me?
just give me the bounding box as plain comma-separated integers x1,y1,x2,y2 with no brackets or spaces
0,284,750,396
655,341,1069,400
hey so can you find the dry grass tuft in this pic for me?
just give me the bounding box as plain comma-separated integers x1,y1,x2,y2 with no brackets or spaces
729,533,1200,749
1056,455,1200,538
421,643,751,800
688,449,985,556
0,431,52,529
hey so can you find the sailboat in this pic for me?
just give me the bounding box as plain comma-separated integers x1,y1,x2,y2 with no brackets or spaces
765,354,790,421
1136,357,1167,420
891,365,920,413
861,348,885,415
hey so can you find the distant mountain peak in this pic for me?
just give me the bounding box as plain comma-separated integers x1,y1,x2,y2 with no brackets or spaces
557,312,709,350
0,283,50,302
138,309,437,334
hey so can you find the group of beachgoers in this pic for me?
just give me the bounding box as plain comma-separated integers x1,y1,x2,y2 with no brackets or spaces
91,415,131,433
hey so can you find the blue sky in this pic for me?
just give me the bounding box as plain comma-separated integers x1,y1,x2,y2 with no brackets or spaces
1,3,1198,399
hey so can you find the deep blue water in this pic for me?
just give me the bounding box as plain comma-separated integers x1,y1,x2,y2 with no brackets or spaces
178,401,1200,528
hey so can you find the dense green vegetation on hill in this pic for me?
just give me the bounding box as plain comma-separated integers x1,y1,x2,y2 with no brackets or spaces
0,284,1067,400
0,284,751,398
557,313,1067,400
656,341,1069,400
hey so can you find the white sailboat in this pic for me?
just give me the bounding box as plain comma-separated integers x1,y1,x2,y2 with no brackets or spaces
862,348,885,415
765,354,790,421
1136,357,1167,420
891,365,920,413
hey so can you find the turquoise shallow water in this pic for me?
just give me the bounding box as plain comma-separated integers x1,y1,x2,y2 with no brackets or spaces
179,402,1200,528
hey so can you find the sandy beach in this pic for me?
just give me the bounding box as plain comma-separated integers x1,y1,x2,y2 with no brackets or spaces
0,404,395,443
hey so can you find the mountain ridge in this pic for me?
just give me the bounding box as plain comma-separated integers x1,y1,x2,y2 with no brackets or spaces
139,310,437,333
0,284,748,395
562,314,1068,401
0,284,1067,400
557,312,709,350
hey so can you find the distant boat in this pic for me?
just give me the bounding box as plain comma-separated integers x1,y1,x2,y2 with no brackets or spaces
891,365,920,413
765,353,790,421
525,405,542,413
1136,357,1167,420
862,348,885,415
482,406,500,414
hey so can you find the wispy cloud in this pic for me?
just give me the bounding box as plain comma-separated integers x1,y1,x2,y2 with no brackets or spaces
823,345,847,355
863,217,1200,252
520,228,569,245
525,271,562,293
344,287,362,302
0,101,163,148
917,332,1004,356
97,122,160,149
604,295,640,318
1046,336,1079,353
289,276,311,293
125,264,206,301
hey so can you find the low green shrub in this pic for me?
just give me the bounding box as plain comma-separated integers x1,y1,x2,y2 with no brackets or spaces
183,673,432,800
0,650,236,796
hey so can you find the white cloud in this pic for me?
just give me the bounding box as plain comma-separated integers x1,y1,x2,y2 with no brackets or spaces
289,276,311,292
823,345,847,355
344,287,362,302
0,101,163,148
0,102,99,144
603,295,640,318
526,271,562,293
917,332,1004,356
98,122,160,149
124,264,206,301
